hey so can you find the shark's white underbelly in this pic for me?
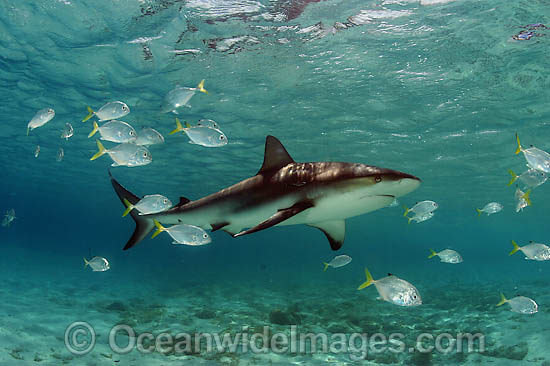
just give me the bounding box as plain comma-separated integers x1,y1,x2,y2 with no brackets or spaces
163,188,394,232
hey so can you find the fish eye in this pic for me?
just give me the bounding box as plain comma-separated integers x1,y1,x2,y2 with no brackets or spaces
130,131,135,135
374,175,381,183
163,199,168,204
220,135,225,140
203,234,208,238
122,105,128,110
143,152,148,157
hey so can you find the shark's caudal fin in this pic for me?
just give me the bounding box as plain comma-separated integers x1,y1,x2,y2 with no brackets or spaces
109,171,155,250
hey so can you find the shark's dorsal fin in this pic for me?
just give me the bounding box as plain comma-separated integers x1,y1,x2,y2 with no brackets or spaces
308,220,346,251
257,136,295,175
177,196,191,206
211,221,229,231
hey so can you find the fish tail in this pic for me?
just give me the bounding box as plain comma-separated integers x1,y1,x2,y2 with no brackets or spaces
27,126,30,136
428,249,438,259
515,133,522,155
476,208,482,217
522,189,532,206
169,117,184,135
82,106,94,123
403,205,409,217
184,121,192,128
122,198,135,217
496,293,507,307
507,169,518,186
88,121,99,138
90,140,107,161
110,171,156,250
197,79,208,94
151,219,166,239
509,240,521,256
407,217,412,224
323,262,329,272
83,257,89,268
357,268,375,290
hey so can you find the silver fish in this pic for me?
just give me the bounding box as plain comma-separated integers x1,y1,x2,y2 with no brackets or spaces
514,188,531,212
358,268,421,307
83,101,130,122
122,194,172,217
88,120,137,143
60,123,74,140
510,240,550,261
508,168,546,189
476,202,503,216
34,145,40,158
407,211,434,224
497,294,537,314
323,254,352,271
134,128,165,146
27,108,55,135
196,119,220,130
428,249,463,264
2,209,15,227
515,133,550,173
90,141,152,167
56,147,64,162
404,200,438,217
84,256,110,272
161,80,208,114
152,220,211,246
169,118,227,147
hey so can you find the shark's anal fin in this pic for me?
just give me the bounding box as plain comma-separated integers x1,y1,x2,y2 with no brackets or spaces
308,220,346,251
234,200,314,237
211,221,229,232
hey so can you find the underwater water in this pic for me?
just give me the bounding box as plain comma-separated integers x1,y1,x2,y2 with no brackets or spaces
2,0,550,364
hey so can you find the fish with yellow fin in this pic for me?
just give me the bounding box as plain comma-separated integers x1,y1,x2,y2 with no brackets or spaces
514,133,550,173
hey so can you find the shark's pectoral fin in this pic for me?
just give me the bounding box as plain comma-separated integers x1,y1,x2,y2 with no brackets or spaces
234,200,314,237
308,220,346,251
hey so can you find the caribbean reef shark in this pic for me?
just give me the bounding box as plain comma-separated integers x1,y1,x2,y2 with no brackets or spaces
111,135,420,251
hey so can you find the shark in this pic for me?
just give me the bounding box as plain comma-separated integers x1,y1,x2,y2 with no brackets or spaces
111,135,420,251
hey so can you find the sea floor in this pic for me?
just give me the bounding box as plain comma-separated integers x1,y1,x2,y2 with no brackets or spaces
2,247,550,366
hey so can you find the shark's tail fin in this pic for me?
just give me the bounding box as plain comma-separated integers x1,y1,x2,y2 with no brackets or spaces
110,171,155,250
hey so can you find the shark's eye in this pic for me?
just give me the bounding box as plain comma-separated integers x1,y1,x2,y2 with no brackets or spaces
374,175,382,183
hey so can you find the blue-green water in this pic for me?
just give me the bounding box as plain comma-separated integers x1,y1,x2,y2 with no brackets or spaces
2,0,550,365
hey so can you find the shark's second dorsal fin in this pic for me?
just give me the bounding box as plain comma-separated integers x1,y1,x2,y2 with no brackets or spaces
257,135,295,175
